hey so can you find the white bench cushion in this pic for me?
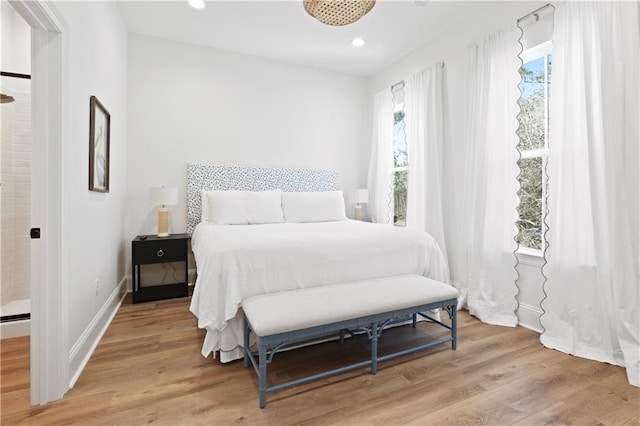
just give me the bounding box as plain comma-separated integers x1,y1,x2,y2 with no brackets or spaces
242,275,458,337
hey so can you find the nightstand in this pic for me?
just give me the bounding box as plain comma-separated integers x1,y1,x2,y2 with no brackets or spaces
132,234,190,303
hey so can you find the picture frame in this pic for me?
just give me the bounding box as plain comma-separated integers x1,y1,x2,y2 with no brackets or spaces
88,95,110,192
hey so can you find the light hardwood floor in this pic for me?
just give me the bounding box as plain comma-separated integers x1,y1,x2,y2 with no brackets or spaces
2,295,638,425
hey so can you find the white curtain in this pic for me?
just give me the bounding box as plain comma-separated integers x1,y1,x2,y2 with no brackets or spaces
404,63,449,269
460,27,521,326
367,89,394,224
542,2,639,387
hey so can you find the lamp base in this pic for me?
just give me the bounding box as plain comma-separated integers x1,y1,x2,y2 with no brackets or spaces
157,207,169,237
354,205,363,221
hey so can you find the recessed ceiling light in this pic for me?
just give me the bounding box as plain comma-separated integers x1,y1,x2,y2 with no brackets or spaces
352,37,365,47
188,0,205,10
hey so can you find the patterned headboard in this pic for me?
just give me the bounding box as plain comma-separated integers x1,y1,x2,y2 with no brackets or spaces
186,164,339,235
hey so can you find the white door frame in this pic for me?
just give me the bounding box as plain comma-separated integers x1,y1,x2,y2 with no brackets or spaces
9,0,67,405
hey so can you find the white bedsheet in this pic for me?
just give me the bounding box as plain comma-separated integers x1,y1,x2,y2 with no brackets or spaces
189,220,449,362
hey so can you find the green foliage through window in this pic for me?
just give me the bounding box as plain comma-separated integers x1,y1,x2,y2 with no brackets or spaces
393,106,407,226
516,49,551,250
394,170,407,226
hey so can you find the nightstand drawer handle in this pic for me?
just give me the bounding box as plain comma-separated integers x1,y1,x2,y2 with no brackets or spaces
156,249,164,258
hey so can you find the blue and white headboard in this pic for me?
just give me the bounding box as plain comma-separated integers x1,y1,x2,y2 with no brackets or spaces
186,164,338,235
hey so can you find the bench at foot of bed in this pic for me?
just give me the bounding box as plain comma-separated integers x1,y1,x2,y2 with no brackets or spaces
242,274,459,408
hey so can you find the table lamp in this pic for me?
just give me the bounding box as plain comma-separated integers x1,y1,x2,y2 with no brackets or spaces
150,186,178,237
352,189,369,221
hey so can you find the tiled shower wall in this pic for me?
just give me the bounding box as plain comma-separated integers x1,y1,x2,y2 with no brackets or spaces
1,88,31,308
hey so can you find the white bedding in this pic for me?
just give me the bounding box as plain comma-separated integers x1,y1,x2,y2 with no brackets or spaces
189,220,450,362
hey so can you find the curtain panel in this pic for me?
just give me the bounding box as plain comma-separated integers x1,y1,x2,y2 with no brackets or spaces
460,26,521,327
404,63,449,271
542,1,639,387
367,89,394,224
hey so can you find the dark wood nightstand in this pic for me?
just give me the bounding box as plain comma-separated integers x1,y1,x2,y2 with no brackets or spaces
132,234,190,303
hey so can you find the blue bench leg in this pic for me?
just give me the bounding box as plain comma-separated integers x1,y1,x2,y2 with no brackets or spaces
412,313,417,328
339,329,345,345
258,341,267,408
244,316,250,368
371,323,378,375
452,305,457,350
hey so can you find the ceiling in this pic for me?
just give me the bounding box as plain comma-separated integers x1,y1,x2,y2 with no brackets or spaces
118,1,488,77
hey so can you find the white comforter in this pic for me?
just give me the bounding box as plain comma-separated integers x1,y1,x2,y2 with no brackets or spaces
189,220,449,362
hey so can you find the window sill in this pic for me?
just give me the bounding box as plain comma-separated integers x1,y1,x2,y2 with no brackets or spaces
515,247,545,268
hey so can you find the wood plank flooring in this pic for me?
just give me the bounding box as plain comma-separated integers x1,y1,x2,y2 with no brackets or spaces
2,295,638,425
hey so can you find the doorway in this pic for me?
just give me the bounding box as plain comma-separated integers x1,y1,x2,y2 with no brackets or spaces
5,0,66,405
1,2,32,336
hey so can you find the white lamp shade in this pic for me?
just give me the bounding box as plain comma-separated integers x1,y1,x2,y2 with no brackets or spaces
149,186,178,206
352,189,369,204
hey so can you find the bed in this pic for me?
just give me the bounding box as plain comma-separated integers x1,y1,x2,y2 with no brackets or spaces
187,164,450,362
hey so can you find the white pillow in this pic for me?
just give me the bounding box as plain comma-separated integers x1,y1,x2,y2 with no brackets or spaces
206,189,285,225
281,191,347,223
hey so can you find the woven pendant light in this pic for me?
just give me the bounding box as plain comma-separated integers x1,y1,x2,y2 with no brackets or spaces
303,0,376,26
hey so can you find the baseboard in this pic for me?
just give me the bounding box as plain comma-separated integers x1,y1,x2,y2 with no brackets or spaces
125,268,197,292
68,276,127,388
1,319,30,339
517,303,543,333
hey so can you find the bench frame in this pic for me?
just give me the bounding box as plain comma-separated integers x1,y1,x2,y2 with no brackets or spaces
243,298,458,408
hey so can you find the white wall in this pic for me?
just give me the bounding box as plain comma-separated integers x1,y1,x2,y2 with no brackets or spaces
50,1,129,375
1,2,31,73
126,34,371,240
371,1,547,330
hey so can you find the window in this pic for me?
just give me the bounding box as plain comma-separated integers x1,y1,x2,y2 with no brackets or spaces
516,41,552,251
392,92,407,227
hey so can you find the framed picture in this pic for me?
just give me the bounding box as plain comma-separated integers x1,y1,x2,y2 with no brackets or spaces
88,95,110,192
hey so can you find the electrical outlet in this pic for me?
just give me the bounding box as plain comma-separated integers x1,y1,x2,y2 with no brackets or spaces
95,278,99,296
